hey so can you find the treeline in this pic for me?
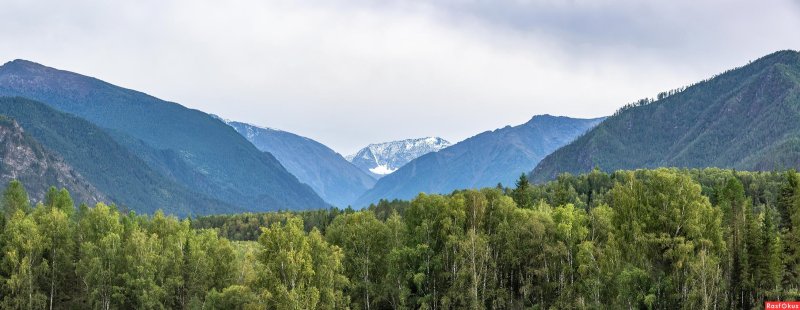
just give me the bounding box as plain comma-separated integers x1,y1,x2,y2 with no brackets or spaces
610,48,782,118
0,182,243,309
191,199,412,240
2,168,800,308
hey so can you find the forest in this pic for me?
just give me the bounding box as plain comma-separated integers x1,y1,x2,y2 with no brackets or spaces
1,167,800,309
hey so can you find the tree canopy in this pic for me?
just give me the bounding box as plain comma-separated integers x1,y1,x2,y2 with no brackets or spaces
1,167,800,308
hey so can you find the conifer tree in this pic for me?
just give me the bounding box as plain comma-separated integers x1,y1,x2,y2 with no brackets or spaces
512,174,532,208
2,180,30,217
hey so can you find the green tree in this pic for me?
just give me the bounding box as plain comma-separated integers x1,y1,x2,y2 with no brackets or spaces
1,209,46,309
2,181,30,217
76,203,124,310
120,223,162,309
326,212,389,310
43,187,74,216
512,174,532,209
784,175,800,291
551,203,588,306
383,212,411,309
777,170,799,231
182,229,238,306
403,194,466,309
256,216,346,309
143,211,190,308
609,169,724,307
32,197,74,310
205,285,259,310
576,241,601,308
452,228,490,309
308,229,349,309
760,206,783,294
718,177,754,309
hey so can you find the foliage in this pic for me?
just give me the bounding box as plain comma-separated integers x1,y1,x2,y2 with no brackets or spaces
4,167,800,308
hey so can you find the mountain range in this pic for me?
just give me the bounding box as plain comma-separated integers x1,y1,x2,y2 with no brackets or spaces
354,115,604,206
2,49,799,214
223,119,376,207
347,137,451,178
0,59,327,214
531,50,800,182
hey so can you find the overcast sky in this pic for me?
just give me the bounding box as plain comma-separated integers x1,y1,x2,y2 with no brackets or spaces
1,0,799,154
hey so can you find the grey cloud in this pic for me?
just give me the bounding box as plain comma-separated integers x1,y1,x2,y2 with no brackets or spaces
0,0,797,153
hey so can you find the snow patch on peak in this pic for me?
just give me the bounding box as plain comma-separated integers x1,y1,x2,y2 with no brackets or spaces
245,123,282,133
348,137,451,177
369,164,397,175
211,115,283,133
214,117,288,142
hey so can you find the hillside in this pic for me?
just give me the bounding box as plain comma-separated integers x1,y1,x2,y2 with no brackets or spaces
0,96,235,215
0,115,105,205
531,50,800,182
347,137,451,178
355,115,603,205
0,60,328,212
225,120,375,207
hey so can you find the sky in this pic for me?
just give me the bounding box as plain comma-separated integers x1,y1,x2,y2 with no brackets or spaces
1,0,799,154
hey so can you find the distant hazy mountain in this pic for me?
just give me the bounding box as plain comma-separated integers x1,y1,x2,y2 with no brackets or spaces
347,137,451,178
223,119,375,207
0,96,233,215
0,59,327,213
0,114,105,205
355,115,604,206
531,50,800,182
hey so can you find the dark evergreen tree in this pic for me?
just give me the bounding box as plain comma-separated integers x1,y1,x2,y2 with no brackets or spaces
512,173,532,208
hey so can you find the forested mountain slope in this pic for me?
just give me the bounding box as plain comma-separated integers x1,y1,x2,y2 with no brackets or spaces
356,115,603,205
0,60,327,211
225,120,375,207
532,50,800,182
0,96,232,215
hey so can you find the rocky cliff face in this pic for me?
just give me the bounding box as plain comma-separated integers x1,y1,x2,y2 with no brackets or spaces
0,116,105,205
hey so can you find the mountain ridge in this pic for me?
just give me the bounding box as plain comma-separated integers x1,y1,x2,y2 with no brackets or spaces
531,50,800,182
222,119,376,207
0,96,235,215
0,59,328,213
355,115,604,206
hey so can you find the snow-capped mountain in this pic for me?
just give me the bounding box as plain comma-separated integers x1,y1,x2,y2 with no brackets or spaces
354,115,605,206
347,137,451,178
